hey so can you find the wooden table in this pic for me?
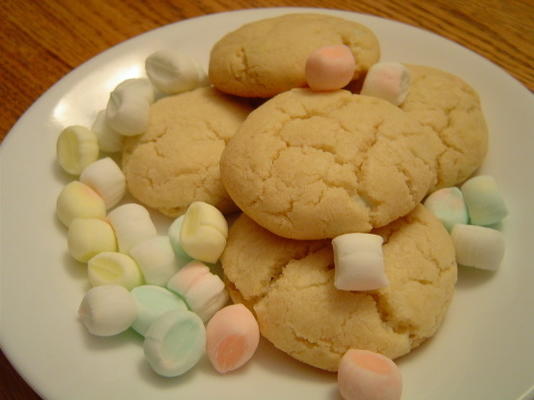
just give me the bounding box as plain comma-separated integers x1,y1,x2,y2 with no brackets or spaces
0,0,532,398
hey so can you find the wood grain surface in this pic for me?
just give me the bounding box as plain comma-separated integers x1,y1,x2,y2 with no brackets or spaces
0,0,532,399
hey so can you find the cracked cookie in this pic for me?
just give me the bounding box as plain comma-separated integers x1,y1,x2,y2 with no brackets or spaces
122,87,252,217
208,13,380,98
400,65,488,189
220,88,444,240
221,204,457,371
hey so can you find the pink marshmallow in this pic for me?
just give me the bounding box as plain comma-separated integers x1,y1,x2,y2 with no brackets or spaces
206,304,260,374
167,261,228,322
338,349,402,400
168,261,210,293
360,62,411,106
305,44,356,91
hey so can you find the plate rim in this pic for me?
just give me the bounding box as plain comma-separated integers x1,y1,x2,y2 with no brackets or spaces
1,6,533,400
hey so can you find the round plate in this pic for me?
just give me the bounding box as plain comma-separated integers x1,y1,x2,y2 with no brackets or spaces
1,7,533,400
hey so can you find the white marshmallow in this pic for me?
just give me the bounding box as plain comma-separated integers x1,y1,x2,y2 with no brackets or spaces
56,125,99,175
360,62,411,106
113,78,155,103
180,201,228,264
129,236,182,286
80,157,126,209
67,218,117,262
167,261,228,322
78,285,137,336
451,224,505,271
88,251,144,290
106,79,154,136
106,95,149,136
145,50,209,95
56,181,106,227
92,110,124,153
107,203,157,254
144,309,206,377
461,175,508,226
332,233,388,291
130,285,188,336
424,187,468,232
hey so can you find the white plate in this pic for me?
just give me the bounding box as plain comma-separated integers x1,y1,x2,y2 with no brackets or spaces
1,7,533,400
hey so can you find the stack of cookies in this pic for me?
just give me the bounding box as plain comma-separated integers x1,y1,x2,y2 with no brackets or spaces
121,13,489,373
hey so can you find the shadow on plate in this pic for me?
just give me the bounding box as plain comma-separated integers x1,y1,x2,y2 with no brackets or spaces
136,351,203,389
253,337,335,384
62,251,91,287
455,265,495,290
79,324,141,351
394,332,436,367
51,158,71,183
327,386,343,400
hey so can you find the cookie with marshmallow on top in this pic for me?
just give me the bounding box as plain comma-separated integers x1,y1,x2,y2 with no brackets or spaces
221,204,457,372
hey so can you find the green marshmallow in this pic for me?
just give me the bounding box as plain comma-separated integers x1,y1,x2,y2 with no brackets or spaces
143,309,205,377
423,187,468,231
168,215,194,264
461,175,508,226
130,285,188,336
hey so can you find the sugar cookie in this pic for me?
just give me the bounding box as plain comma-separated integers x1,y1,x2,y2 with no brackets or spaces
221,205,457,371
122,87,252,217
221,88,443,239
209,13,380,97
400,65,488,189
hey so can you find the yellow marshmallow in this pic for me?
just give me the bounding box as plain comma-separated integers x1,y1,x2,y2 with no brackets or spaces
56,125,99,175
180,202,228,264
67,218,117,262
88,252,143,289
56,181,106,227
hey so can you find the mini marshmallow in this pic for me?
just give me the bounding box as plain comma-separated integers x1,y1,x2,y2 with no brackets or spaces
80,157,126,209
206,304,260,374
305,44,356,91
360,62,411,106
107,203,157,254
451,224,505,271
129,236,182,286
145,50,209,95
338,349,402,400
180,201,228,264
106,78,154,136
423,187,468,231
78,285,137,337
144,309,206,377
56,181,106,227
332,233,388,291
88,252,144,290
113,78,155,103
130,285,188,336
67,218,117,263
92,110,124,153
461,175,508,226
168,215,194,263
106,96,149,137
167,261,228,322
56,125,99,175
